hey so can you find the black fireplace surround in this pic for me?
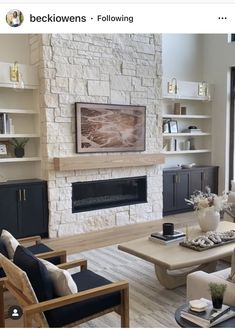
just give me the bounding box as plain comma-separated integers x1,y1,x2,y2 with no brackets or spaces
72,176,147,213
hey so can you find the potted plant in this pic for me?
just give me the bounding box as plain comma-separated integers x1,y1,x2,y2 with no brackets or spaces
10,138,29,158
209,282,227,310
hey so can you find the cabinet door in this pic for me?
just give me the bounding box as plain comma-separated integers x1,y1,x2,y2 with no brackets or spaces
0,186,20,236
19,183,48,238
176,172,191,210
163,171,190,214
163,173,176,213
190,170,203,194
202,167,218,194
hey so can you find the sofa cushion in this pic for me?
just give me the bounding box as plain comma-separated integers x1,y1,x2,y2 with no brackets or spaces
40,258,77,296
1,230,19,259
13,245,53,302
45,269,121,327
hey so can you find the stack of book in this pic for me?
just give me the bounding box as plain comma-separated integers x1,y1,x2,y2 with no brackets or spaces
180,298,235,327
149,230,185,244
0,113,12,134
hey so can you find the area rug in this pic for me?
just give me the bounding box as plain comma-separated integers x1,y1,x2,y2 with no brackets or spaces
68,245,186,328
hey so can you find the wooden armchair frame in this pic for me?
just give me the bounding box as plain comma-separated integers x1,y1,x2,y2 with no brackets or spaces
0,255,129,328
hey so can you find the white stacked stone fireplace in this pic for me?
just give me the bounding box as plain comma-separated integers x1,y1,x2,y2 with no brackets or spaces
31,34,163,238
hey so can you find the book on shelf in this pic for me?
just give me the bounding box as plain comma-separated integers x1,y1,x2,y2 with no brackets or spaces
180,299,235,327
0,114,3,134
0,113,10,134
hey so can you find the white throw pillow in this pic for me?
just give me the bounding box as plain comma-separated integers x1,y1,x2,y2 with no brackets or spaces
40,258,78,296
1,229,19,259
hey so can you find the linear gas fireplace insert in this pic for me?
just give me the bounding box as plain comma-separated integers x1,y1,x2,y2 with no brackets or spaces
72,176,147,213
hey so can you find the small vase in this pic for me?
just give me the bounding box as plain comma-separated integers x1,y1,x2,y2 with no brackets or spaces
14,147,24,158
197,208,220,232
212,296,223,310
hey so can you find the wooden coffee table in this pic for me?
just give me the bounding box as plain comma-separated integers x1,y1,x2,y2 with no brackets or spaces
118,221,235,289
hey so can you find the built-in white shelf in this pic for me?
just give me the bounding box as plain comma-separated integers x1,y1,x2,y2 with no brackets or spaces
0,133,40,139
0,157,41,163
0,83,37,90
163,132,211,137
163,114,211,119
163,149,211,155
0,108,38,114
163,95,211,101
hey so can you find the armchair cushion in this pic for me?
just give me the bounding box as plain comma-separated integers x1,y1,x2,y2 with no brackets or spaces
13,245,53,302
1,229,19,258
27,243,61,265
0,239,8,277
0,238,8,258
40,258,77,296
45,269,121,327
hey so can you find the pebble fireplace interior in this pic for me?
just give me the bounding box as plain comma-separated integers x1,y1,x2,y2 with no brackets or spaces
72,176,147,213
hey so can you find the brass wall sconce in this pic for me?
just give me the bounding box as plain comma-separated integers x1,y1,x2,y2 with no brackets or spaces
198,81,208,97
10,61,19,82
167,78,178,94
9,61,24,89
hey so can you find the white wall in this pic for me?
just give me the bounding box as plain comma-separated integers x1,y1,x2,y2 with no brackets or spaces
0,35,30,63
162,34,203,81
203,34,235,192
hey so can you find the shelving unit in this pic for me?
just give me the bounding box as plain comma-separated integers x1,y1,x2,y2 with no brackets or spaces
0,61,40,180
162,78,213,168
163,149,211,155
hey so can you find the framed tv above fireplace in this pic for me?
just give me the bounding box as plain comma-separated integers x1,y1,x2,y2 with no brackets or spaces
75,102,146,153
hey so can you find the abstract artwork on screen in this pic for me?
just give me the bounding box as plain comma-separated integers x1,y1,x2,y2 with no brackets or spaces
75,103,146,153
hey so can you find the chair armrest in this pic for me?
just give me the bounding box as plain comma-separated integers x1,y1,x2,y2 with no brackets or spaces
18,235,41,245
57,259,87,270
36,250,67,263
23,280,128,315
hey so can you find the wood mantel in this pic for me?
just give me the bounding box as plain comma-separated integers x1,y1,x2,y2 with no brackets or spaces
54,153,165,171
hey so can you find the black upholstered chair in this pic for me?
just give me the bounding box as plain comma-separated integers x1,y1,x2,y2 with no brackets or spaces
0,245,129,328
0,234,66,278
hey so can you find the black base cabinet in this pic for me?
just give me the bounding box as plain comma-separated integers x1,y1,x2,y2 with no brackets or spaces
0,179,48,238
163,166,219,216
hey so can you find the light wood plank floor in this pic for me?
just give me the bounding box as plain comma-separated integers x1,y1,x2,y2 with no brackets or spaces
45,212,197,254
5,212,199,328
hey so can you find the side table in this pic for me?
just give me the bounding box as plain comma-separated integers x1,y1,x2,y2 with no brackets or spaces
175,303,235,328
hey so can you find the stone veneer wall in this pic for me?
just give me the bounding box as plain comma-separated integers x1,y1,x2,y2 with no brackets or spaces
32,34,163,238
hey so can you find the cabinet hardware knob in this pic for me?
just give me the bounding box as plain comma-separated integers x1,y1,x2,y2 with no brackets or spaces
23,189,26,201
18,189,22,202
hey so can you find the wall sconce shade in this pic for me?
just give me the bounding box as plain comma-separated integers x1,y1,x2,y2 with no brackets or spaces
198,81,208,97
10,61,19,82
167,78,178,94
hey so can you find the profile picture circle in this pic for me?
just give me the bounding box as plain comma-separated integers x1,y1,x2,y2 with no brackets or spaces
6,9,24,27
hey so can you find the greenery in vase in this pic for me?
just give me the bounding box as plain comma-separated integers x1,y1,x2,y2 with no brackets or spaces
10,138,29,149
209,282,227,298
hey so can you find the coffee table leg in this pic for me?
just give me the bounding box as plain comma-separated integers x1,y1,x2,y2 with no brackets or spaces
154,261,217,289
